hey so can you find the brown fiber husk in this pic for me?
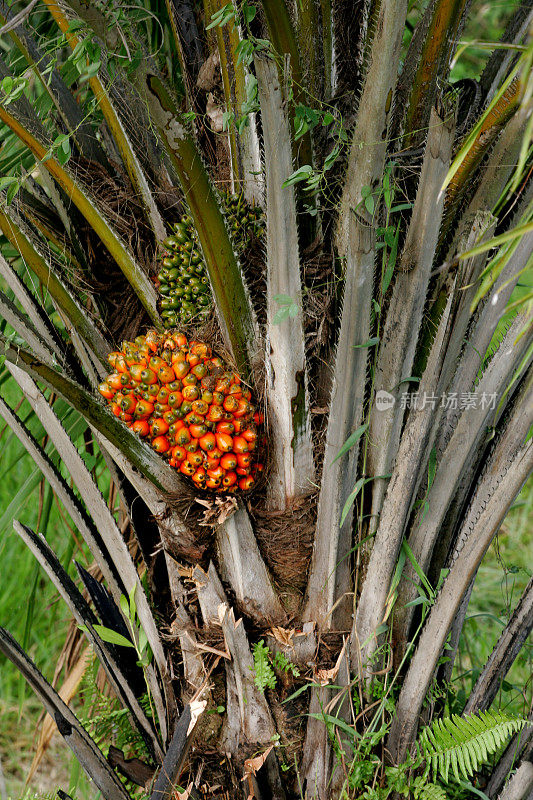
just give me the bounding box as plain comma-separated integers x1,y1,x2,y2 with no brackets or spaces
252,493,317,592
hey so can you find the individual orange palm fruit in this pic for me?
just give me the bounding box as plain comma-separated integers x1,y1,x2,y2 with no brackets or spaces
214,433,232,453
129,363,145,382
192,468,207,487
187,450,203,468
98,382,115,400
242,425,257,442
158,364,176,384
134,399,154,419
220,453,237,470
132,419,150,437
98,329,262,493
140,367,158,385
171,445,186,462
222,471,237,488
120,394,137,415
206,465,224,481
107,373,123,391
180,460,195,477
152,435,170,453
232,436,249,454
115,354,129,373
199,432,216,451
206,405,224,423
189,422,208,439
150,418,169,437
205,455,220,470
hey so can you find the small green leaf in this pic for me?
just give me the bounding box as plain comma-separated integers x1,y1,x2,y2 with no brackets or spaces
1,77,13,95
384,172,393,210
333,423,368,463
427,446,437,489
5,180,20,205
340,477,366,525
282,164,313,187
138,627,148,655
384,227,397,248
382,221,400,294
93,625,135,648
0,176,18,190
364,194,375,215
221,110,234,130
404,596,428,609
252,639,277,692
273,294,294,305
353,337,379,349
323,144,340,170
273,294,299,324
273,306,291,325
272,651,300,677
119,594,129,618
402,540,433,596
243,3,256,22
282,682,323,703
67,19,86,32
128,583,137,620
56,147,71,166
206,3,236,29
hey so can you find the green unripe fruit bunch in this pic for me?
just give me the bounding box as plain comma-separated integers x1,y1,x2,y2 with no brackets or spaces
220,189,264,252
155,194,264,329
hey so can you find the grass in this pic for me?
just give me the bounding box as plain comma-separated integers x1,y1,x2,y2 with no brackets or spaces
453,479,533,718
450,1,521,82
0,376,101,800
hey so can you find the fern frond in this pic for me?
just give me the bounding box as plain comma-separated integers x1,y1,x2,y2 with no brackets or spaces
418,710,527,784
79,653,151,761
417,782,449,800
252,639,277,693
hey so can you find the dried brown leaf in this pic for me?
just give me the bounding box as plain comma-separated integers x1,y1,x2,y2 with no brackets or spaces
316,639,347,686
242,744,275,781
268,627,296,648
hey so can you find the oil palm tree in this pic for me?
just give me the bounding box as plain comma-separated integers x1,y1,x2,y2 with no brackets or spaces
0,0,532,798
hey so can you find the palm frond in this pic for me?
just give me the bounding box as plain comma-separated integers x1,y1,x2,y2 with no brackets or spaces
389,362,533,762
358,106,455,668
256,54,314,508
0,627,131,800
12,521,163,761
464,576,533,715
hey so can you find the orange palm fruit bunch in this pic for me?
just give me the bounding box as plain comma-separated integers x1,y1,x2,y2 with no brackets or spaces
98,330,263,493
